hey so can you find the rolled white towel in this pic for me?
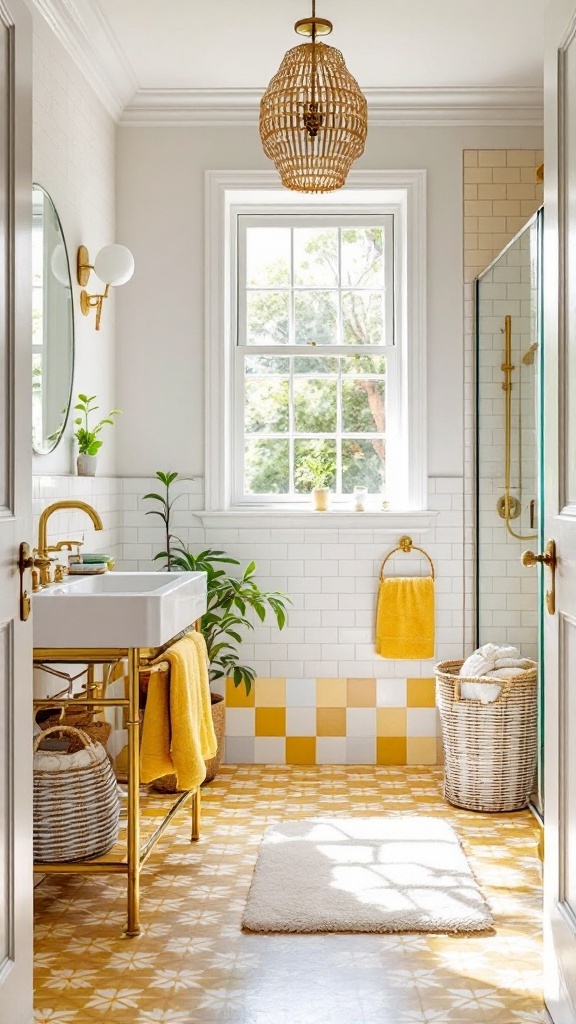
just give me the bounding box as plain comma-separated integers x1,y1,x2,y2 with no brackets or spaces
460,664,533,702
492,657,534,671
460,643,521,679
460,681,503,704
459,644,531,703
486,664,533,680
460,647,497,678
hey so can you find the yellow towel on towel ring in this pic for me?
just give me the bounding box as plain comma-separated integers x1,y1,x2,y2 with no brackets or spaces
376,575,435,660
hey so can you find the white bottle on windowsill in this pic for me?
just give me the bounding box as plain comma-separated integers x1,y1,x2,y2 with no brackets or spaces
354,486,368,512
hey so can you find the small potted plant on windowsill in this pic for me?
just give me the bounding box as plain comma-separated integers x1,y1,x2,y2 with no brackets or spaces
294,440,335,511
74,393,121,476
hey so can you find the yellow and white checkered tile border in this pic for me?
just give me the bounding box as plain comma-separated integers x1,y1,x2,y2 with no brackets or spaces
223,676,440,765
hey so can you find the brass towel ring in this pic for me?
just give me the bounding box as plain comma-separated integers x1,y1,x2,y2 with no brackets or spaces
379,535,435,580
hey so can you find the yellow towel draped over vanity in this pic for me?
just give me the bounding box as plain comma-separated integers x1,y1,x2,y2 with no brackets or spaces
375,576,435,659
140,632,217,791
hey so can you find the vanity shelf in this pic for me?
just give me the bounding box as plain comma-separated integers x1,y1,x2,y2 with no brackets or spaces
33,629,202,937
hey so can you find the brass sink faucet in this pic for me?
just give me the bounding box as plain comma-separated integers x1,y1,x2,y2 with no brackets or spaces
36,500,104,561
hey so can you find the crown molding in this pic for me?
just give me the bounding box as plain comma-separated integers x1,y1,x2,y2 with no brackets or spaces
32,0,138,120
29,1,543,130
120,85,543,128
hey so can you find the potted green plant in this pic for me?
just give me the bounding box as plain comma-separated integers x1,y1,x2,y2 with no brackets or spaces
74,393,121,476
143,470,181,570
144,471,291,781
169,546,289,697
294,440,335,511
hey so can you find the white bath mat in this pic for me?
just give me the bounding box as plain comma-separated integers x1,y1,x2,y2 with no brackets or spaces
242,816,493,934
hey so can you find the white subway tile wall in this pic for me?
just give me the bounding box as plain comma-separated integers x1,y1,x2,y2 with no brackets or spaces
118,476,464,674
33,476,123,558
32,474,462,763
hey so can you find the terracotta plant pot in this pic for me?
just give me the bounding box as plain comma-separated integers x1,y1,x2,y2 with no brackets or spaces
77,453,97,476
312,486,330,511
151,693,226,792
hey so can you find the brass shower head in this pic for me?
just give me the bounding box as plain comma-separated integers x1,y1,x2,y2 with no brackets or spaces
522,343,538,365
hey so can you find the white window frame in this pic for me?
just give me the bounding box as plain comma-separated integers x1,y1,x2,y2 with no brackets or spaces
205,170,427,514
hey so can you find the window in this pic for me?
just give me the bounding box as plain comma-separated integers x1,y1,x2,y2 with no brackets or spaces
235,217,395,503
205,172,427,514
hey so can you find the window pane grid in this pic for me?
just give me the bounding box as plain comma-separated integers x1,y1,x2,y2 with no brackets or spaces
336,350,343,490
242,352,386,496
288,356,295,496
238,219,393,501
244,226,386,348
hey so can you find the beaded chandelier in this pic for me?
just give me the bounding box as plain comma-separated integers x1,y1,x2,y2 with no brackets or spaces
259,1,368,193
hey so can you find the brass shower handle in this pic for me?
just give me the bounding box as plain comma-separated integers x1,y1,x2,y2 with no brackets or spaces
521,549,551,567
521,540,556,615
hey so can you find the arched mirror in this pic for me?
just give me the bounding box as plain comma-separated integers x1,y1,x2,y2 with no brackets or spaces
32,184,75,454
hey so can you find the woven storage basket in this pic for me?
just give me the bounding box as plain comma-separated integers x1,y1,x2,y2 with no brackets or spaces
435,659,538,812
33,725,120,863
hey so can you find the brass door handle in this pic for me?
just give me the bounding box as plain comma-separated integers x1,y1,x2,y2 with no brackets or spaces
18,544,55,619
522,539,556,614
18,542,33,621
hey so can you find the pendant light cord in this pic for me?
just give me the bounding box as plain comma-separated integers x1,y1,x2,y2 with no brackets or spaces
311,0,317,114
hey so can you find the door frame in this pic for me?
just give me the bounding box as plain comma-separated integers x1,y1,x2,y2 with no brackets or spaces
0,0,33,1021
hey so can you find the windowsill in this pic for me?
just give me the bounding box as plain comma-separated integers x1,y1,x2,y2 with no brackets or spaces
196,509,439,530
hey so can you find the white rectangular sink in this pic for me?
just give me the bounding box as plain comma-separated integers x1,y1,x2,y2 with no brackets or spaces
33,572,207,649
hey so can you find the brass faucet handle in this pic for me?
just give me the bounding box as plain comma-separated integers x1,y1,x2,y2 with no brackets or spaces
39,562,54,587
32,550,56,586
31,553,52,568
54,564,69,582
51,539,83,552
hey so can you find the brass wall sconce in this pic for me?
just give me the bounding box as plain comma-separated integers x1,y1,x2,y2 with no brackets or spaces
77,243,135,331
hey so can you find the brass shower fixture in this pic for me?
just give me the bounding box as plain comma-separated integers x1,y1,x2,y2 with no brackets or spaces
522,342,538,365
497,315,537,541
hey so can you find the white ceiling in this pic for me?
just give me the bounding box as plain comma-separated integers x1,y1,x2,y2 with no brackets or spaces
95,0,547,91
37,0,548,123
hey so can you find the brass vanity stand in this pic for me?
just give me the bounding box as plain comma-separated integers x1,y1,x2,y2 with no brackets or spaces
33,631,201,938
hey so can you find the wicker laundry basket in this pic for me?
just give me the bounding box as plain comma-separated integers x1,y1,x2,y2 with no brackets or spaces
435,659,538,812
33,725,120,863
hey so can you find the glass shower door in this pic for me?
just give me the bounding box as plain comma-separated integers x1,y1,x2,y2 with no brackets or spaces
475,207,544,813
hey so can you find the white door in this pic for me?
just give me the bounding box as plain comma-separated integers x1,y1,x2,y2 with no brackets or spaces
543,2,576,1021
0,1,33,1021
